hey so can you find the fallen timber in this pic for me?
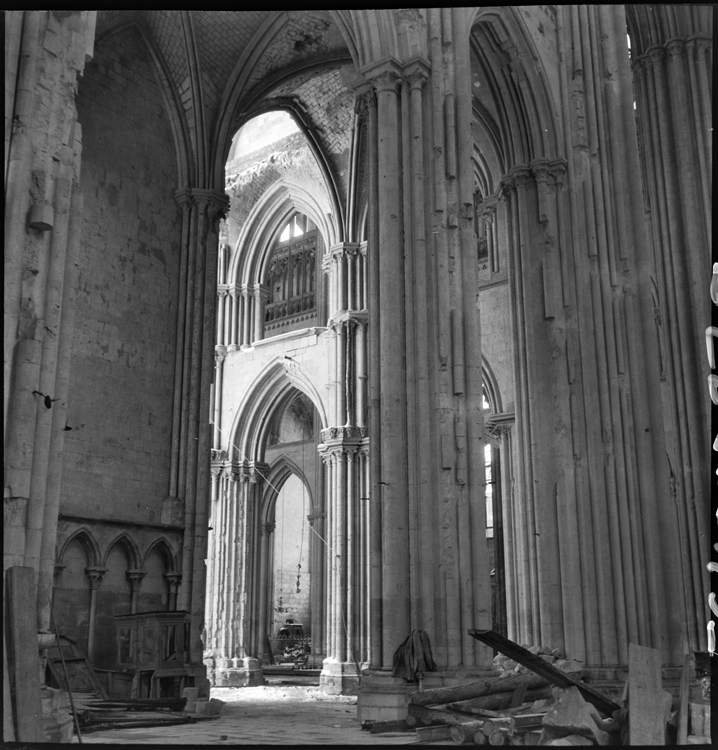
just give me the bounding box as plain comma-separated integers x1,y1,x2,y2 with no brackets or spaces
468,630,621,717
410,671,553,707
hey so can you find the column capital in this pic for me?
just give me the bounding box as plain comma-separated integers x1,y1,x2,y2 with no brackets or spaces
214,345,227,363
530,158,567,187
163,572,182,594
403,57,431,89
262,521,276,536
126,569,146,591
360,56,403,93
500,165,534,194
354,85,377,118
320,426,368,443
175,187,194,208
211,448,228,463
307,512,325,525
85,566,107,589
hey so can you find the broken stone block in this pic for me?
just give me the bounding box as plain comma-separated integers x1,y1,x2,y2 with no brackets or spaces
193,701,208,715
203,700,220,716
551,648,564,659
184,701,196,713
542,686,599,742
183,687,199,702
504,659,517,671
528,645,541,655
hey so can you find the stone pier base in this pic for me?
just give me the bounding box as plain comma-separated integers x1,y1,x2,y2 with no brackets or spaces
205,656,266,687
320,659,362,695
356,668,498,724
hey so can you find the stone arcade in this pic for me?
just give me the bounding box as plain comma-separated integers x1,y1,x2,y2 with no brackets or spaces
4,7,712,736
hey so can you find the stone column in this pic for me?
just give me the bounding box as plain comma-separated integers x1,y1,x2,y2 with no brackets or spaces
3,12,96,642
307,511,326,664
164,573,182,611
212,348,226,450
257,521,275,662
126,570,146,615
85,566,106,663
170,187,229,681
629,7,712,653
357,11,492,723
544,4,686,667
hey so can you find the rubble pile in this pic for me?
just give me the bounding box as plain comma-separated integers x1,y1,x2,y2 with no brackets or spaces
398,630,712,746
493,645,584,679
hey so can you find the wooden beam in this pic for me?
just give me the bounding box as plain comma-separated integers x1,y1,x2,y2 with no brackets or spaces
677,654,690,745
467,629,621,716
627,643,665,746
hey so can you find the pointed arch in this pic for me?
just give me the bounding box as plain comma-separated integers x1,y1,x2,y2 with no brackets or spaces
262,454,315,526
143,537,180,573
228,356,328,464
102,533,141,570
58,528,101,569
469,7,561,167
482,357,503,415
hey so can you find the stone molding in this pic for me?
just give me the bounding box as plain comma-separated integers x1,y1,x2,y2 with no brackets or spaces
210,461,271,483
320,426,368,442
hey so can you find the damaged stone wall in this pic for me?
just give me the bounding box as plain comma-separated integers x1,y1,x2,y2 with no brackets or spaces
52,26,184,664
65,28,180,522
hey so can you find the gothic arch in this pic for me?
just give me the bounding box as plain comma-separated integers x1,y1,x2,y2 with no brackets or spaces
212,12,357,188
262,454,315,526
470,7,561,167
230,181,335,289
143,537,180,573
58,528,101,570
228,356,329,464
482,357,504,415
102,533,141,570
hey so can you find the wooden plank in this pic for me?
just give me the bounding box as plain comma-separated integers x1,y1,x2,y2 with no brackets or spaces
676,653,690,745
3,612,15,742
468,629,620,716
6,566,44,742
627,643,665,746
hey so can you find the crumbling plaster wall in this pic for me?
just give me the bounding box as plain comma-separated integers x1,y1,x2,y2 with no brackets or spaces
62,29,181,526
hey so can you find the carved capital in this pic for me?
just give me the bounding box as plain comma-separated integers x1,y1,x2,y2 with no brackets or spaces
262,521,276,536
85,566,107,590
211,448,228,463
320,425,368,442
175,187,194,209
53,563,65,583
501,165,534,193
126,569,146,591
403,57,430,90
361,57,403,95
665,38,687,60
164,572,182,594
354,85,376,118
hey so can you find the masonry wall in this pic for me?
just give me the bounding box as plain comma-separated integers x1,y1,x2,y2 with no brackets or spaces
56,28,182,665
63,29,181,523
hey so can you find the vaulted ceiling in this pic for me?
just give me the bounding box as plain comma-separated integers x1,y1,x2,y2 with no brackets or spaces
93,11,358,195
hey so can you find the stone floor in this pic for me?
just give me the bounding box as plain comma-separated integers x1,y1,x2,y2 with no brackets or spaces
73,680,438,746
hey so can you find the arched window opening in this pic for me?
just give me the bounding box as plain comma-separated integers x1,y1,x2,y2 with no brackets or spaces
483,386,507,636
264,212,318,334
